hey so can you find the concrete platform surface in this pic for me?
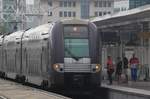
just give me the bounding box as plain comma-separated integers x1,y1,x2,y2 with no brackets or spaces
0,79,70,99
103,80,150,90
102,81,150,98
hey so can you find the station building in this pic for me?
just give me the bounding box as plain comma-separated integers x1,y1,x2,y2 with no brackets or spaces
92,5,150,79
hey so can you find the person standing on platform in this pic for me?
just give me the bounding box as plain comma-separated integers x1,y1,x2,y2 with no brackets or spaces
129,54,139,81
107,56,114,85
123,54,129,83
116,57,122,84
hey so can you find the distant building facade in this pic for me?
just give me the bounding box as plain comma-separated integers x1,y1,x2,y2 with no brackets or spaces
114,0,150,13
0,0,46,33
47,0,114,22
0,0,2,19
0,0,17,33
114,0,129,13
0,0,114,32
129,0,150,9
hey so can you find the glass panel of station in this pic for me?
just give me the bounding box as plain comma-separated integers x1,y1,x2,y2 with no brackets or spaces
99,30,144,69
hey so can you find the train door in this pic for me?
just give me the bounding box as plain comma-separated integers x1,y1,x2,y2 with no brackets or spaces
16,46,21,76
22,47,28,76
3,37,7,73
41,43,49,78
4,48,7,73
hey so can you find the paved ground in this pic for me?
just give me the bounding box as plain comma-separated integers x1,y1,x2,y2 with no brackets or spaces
0,79,70,99
102,80,150,90
101,82,150,99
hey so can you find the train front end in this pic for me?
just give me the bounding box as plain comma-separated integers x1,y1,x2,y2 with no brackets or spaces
51,19,101,88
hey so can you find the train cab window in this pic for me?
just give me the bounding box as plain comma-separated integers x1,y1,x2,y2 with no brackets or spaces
64,39,89,58
64,25,89,59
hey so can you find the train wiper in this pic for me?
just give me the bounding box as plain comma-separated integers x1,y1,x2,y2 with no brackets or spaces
65,47,79,61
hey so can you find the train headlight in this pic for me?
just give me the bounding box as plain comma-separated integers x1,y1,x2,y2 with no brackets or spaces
95,64,101,72
53,64,60,71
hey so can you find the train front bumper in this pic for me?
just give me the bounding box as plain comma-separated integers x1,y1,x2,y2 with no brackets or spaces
53,63,101,73
52,63,101,87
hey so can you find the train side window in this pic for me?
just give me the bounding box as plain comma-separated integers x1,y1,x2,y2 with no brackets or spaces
43,38,48,41
16,42,20,44
42,33,48,35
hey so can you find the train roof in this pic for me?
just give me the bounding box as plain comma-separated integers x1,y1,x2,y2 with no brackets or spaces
22,23,54,41
4,31,24,42
24,24,51,36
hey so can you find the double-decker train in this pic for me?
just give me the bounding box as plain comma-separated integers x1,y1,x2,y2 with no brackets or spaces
0,19,101,88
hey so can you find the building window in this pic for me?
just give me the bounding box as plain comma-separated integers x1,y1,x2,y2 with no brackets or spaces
73,1,76,7
99,1,102,7
108,1,111,7
81,0,89,19
103,12,106,15
99,12,102,16
64,11,67,17
59,11,63,17
48,1,52,7
95,1,98,7
68,11,71,17
59,11,76,17
95,12,98,16
107,12,111,14
48,11,52,16
95,11,102,16
121,7,127,11
95,1,111,8
68,1,71,7
60,1,63,7
73,12,76,17
59,1,76,7
103,1,107,7
64,1,67,7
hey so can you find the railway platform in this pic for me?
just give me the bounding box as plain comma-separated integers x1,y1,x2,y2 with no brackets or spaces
0,79,69,99
102,80,150,91
101,80,150,99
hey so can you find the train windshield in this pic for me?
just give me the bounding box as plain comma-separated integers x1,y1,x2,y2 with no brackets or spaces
64,25,89,59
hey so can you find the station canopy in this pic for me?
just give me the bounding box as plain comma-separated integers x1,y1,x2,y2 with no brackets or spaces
91,4,150,45
91,4,150,29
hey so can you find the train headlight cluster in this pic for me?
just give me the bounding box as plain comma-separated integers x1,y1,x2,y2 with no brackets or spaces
53,64,60,71
93,64,101,73
53,64,64,72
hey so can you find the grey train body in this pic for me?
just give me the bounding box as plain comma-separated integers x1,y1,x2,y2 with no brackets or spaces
0,19,101,88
